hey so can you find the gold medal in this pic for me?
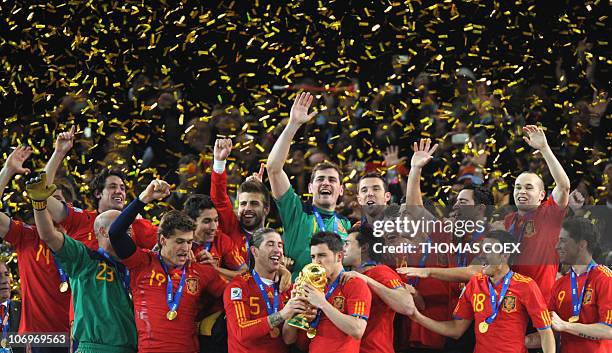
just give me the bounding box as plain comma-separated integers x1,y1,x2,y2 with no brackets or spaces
59,281,69,293
306,327,317,339
1,338,7,348
270,327,280,338
166,310,178,321
568,316,579,323
478,321,489,334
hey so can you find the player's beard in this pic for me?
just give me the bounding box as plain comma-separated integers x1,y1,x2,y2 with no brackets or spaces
241,211,263,232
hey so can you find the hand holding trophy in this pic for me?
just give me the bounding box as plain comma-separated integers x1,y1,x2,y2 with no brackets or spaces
287,263,327,338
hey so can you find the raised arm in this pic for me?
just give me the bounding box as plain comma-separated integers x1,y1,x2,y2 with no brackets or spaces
25,174,64,252
266,92,316,199
0,146,33,238
109,179,171,259
45,126,75,185
404,138,438,211
522,125,570,207
211,138,240,235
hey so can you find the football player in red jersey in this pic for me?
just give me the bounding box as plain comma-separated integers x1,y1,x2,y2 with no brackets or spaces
108,179,228,353
503,125,570,300
526,217,612,352
283,231,372,353
224,228,309,353
42,127,158,251
0,147,71,353
341,224,415,353
408,230,555,353
211,138,271,267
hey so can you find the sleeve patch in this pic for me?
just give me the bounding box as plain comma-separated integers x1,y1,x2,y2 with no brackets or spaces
230,287,242,301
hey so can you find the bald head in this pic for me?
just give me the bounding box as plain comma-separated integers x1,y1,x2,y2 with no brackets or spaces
94,210,121,239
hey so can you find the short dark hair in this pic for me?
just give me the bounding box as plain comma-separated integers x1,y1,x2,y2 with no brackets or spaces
463,184,494,218
89,169,126,208
55,182,74,204
158,210,195,244
310,161,343,183
238,180,271,208
310,231,344,253
485,230,518,264
358,172,388,192
562,217,599,255
183,194,215,220
350,223,383,262
248,227,278,270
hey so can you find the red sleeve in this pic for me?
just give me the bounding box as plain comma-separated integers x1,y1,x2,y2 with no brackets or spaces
211,170,241,241
345,278,372,320
220,235,246,270
523,279,552,330
59,204,96,239
131,218,158,250
368,266,404,289
121,247,154,274
223,279,272,341
201,265,228,298
4,219,37,248
594,266,612,326
453,276,476,321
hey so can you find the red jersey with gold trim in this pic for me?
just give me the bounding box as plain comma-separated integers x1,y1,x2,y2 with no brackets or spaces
193,230,245,271
360,265,403,353
122,248,227,352
224,272,290,353
3,220,70,333
504,197,567,300
60,203,158,250
309,276,371,353
397,232,454,350
454,272,551,353
211,170,250,263
549,265,612,353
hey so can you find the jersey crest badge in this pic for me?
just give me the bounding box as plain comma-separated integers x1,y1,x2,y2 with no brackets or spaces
583,287,593,305
332,296,345,311
502,295,517,313
230,287,242,300
186,278,199,295
523,220,536,238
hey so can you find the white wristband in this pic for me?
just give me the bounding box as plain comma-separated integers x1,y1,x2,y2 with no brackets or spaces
213,159,226,174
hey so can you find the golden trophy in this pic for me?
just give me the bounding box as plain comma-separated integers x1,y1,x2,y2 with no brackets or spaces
287,263,327,337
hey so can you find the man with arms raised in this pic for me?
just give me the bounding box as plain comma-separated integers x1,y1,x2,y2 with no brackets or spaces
504,125,570,300
224,228,309,353
25,173,137,353
341,224,414,353
267,93,351,277
283,232,371,353
526,217,612,352
356,172,391,225
408,230,555,353
108,180,227,353
212,138,271,266
0,147,71,353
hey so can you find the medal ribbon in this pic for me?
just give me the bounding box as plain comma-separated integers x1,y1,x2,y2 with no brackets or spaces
485,270,514,325
97,248,131,294
313,207,338,234
251,270,279,315
242,228,251,268
457,227,487,268
310,270,345,330
52,254,69,288
158,254,187,314
409,237,432,287
570,261,597,319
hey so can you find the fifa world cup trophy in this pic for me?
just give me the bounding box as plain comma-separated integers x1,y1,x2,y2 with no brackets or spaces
287,263,327,336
